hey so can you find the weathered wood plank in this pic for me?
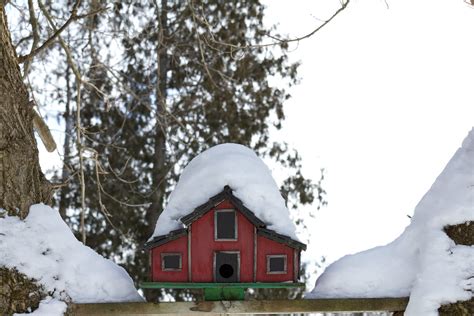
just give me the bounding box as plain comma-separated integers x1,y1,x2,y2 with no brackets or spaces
140,282,306,289
71,298,409,315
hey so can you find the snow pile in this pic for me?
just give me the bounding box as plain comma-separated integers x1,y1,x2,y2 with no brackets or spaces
152,143,297,239
0,204,143,315
309,128,474,315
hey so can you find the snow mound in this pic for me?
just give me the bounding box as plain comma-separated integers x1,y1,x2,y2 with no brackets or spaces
309,128,474,315
151,143,297,240
0,204,143,315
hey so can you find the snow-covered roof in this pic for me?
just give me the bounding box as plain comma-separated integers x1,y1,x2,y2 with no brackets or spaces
309,128,474,315
151,143,298,240
0,204,143,315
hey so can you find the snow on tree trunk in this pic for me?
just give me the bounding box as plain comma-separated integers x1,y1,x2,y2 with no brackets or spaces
438,222,474,315
0,2,52,218
439,299,474,316
0,267,45,315
0,3,53,314
444,221,474,247
310,128,474,315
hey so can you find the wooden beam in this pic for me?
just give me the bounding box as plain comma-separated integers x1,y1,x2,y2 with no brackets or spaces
71,298,409,315
140,282,305,289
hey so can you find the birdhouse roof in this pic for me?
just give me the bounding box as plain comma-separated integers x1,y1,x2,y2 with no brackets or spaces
150,143,299,241
144,186,306,251
143,228,187,250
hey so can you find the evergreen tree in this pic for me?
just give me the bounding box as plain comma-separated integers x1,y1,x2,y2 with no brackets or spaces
53,0,323,300
13,0,326,300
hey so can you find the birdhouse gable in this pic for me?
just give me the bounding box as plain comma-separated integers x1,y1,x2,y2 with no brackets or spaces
180,185,265,229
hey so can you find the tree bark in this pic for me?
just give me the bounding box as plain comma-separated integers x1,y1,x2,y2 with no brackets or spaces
58,62,73,219
143,0,168,302
145,0,168,242
0,2,52,218
439,298,474,316
438,222,474,315
0,267,45,315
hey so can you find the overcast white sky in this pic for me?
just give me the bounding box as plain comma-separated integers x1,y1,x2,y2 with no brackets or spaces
264,0,474,286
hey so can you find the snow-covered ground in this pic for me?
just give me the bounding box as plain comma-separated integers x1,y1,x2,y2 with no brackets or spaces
152,143,298,240
0,204,143,315
309,128,474,315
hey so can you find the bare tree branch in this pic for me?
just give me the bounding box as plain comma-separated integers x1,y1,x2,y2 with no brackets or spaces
22,0,40,76
18,0,81,63
36,0,89,243
31,105,57,152
18,1,108,64
189,0,350,54
269,0,351,45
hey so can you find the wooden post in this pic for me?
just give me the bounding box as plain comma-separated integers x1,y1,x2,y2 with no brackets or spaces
253,227,257,282
188,225,192,282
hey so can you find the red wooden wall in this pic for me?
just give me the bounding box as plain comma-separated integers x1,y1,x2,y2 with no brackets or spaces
190,200,255,282
256,235,295,282
150,198,299,283
151,235,188,282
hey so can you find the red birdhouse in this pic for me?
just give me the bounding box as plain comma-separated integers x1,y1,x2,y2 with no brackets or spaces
144,185,306,284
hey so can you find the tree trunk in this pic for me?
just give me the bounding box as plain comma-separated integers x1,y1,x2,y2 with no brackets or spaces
0,2,52,218
145,0,168,243
58,62,73,219
1,4,52,313
143,0,168,302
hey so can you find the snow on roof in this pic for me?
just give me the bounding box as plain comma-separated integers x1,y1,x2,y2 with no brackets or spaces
151,143,297,240
0,204,142,315
308,128,474,315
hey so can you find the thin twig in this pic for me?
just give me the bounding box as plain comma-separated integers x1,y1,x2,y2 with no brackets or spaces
188,2,219,88
18,1,108,64
266,0,350,45
188,0,350,53
76,78,86,244
37,0,82,80
37,0,87,243
23,0,40,76
18,0,82,63
92,151,134,243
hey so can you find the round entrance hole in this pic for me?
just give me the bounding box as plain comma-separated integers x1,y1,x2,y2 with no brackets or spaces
219,264,234,278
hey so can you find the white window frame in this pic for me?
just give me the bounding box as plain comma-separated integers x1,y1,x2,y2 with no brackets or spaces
214,209,238,241
266,254,287,274
161,252,182,271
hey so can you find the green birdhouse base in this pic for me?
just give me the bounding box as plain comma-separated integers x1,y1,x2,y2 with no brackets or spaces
140,282,305,301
